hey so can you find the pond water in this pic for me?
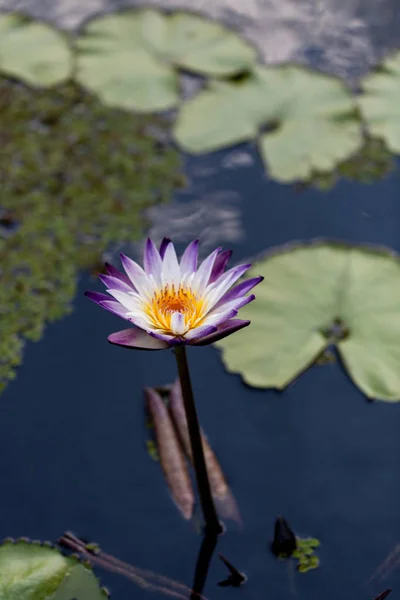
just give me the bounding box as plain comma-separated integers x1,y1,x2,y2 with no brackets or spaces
1,1,400,600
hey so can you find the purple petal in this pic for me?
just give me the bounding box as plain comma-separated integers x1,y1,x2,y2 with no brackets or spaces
98,274,133,293
120,253,151,296
207,263,252,306
192,247,221,293
143,238,162,283
209,250,232,283
213,276,263,310
85,291,111,305
149,331,183,345
185,323,218,341
105,263,131,285
207,294,255,321
108,328,169,350
193,319,250,345
159,237,171,259
100,300,130,320
180,240,199,275
204,308,238,327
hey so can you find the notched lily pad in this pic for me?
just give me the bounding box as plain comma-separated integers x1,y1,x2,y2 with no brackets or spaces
165,12,256,76
174,66,362,182
216,241,400,401
76,9,255,112
359,50,400,153
0,13,72,86
0,538,107,599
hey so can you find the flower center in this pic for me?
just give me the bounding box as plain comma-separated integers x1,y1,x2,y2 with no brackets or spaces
145,284,206,335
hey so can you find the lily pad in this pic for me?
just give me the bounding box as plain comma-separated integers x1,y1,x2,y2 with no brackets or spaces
75,9,256,112
174,66,362,182
76,10,177,112
0,13,71,86
49,564,108,600
359,50,400,153
216,241,400,401
164,12,256,76
0,539,106,599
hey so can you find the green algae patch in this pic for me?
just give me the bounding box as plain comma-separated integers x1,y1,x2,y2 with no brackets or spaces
0,77,183,393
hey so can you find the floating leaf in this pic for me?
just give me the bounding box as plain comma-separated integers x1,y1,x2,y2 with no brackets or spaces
359,51,400,152
49,564,108,600
76,10,178,112
174,77,260,152
0,539,106,599
164,12,256,76
0,13,71,86
174,66,362,182
76,9,255,112
292,537,320,573
216,242,400,401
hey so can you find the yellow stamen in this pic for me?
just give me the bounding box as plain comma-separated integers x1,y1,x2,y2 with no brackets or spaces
144,284,206,334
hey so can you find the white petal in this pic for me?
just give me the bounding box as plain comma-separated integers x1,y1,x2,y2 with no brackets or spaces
120,253,153,299
204,263,251,308
162,242,181,285
191,248,221,294
107,289,143,313
170,311,187,335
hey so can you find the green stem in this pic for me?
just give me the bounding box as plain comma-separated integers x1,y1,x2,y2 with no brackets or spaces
174,345,222,536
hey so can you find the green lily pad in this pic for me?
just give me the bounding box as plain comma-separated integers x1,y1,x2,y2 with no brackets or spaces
174,66,362,182
76,10,177,112
216,241,400,401
49,564,108,600
76,9,255,112
164,12,256,76
359,50,400,153
0,539,106,599
0,13,72,86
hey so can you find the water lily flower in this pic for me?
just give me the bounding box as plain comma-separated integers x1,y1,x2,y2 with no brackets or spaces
85,238,263,350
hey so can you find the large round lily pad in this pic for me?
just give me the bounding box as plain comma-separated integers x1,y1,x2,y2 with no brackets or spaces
0,13,71,86
174,66,362,182
359,50,400,153
76,10,177,112
0,539,106,599
76,9,256,112
216,242,400,401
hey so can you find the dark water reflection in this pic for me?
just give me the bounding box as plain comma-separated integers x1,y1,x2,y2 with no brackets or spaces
1,148,400,600
1,0,400,598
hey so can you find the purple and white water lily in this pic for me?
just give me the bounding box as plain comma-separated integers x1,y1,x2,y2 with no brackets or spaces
85,238,263,350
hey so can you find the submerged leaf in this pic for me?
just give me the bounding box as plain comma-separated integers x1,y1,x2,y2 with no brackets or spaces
217,241,400,401
174,65,362,182
359,51,400,152
169,379,241,523
145,387,195,520
0,13,71,86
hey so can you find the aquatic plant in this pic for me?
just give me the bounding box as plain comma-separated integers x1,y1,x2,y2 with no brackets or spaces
217,241,400,401
85,238,262,348
86,238,262,534
0,79,182,394
0,538,108,599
